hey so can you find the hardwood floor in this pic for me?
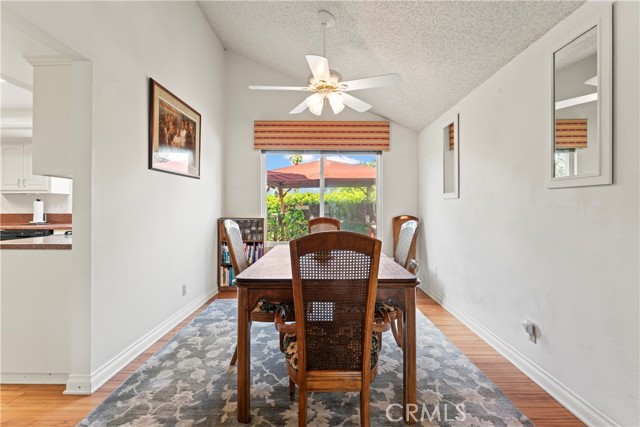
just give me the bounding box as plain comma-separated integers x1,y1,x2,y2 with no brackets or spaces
0,290,584,427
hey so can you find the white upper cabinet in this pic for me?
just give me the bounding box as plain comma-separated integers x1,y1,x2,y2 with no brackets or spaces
0,140,70,193
27,57,92,179
23,144,50,190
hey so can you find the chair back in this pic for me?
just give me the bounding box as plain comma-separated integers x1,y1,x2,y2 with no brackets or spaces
223,219,249,275
392,215,419,258
308,217,341,234
394,220,419,270
289,231,381,373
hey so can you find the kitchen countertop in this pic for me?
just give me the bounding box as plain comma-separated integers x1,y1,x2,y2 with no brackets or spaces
0,234,72,250
0,223,73,231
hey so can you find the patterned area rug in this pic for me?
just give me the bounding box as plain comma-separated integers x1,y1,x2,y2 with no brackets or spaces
79,299,534,427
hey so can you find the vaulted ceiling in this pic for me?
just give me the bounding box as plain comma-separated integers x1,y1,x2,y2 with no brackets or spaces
198,1,583,132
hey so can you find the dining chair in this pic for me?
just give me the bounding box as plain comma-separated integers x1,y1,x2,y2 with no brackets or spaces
307,217,341,233
223,219,292,365
275,231,389,427
394,219,419,273
377,215,420,349
392,215,419,271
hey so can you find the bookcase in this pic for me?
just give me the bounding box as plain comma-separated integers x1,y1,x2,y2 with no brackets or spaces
217,217,264,293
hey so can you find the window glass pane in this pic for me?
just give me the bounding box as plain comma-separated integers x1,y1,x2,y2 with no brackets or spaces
323,154,377,237
265,152,378,242
266,153,320,242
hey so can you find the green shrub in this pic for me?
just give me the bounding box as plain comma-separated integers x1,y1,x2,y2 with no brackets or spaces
266,186,376,241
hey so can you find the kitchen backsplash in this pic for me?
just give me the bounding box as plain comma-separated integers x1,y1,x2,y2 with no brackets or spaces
0,193,72,214
0,212,72,224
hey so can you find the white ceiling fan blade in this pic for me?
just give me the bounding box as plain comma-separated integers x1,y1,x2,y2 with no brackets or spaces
289,99,309,114
306,55,331,83
249,85,311,91
340,73,402,91
342,93,372,112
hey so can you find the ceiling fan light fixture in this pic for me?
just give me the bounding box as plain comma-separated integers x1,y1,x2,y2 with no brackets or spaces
327,92,345,114
248,9,400,116
306,93,324,115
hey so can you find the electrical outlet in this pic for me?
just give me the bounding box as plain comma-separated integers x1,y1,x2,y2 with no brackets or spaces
433,266,438,277
182,284,187,296
523,320,536,343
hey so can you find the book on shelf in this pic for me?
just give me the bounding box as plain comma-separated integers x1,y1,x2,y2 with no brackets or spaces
219,265,236,287
218,217,264,290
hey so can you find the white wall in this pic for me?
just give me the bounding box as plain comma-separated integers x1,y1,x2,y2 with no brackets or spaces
417,2,639,426
224,52,419,255
5,1,225,391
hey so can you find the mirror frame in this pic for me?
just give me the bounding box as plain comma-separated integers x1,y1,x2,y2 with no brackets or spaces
443,113,459,199
547,2,612,188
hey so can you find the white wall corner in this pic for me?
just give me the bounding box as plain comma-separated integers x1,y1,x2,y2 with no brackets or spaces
420,282,619,427
66,288,216,395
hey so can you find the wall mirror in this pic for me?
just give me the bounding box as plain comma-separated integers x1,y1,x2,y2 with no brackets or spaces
548,3,612,188
443,114,459,199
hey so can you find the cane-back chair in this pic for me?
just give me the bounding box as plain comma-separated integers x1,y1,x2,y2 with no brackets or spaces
392,215,419,271
275,231,389,427
307,217,341,234
377,216,420,349
223,220,292,365
394,219,419,272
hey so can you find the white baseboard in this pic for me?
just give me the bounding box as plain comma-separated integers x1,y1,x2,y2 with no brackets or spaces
1,373,68,385
420,283,618,427
64,288,217,395
63,374,92,394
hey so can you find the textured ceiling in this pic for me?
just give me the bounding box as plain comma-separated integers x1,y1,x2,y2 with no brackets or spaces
198,1,583,132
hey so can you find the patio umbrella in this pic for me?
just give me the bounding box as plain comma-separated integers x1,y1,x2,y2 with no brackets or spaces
267,160,376,188
267,160,376,215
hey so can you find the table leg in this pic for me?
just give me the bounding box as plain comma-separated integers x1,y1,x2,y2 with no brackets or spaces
403,288,417,423
237,287,251,423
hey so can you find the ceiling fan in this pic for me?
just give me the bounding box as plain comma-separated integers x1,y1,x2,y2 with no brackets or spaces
249,10,401,116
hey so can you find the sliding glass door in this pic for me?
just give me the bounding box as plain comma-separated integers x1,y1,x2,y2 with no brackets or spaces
264,152,379,244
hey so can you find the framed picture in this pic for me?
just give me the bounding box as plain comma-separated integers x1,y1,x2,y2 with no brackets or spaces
149,78,201,179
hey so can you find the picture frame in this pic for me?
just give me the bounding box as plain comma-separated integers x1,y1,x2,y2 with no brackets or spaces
149,78,201,179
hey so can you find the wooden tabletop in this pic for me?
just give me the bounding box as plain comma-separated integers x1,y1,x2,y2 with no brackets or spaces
235,244,417,285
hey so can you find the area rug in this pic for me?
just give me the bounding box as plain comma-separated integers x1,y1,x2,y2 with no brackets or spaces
79,299,534,427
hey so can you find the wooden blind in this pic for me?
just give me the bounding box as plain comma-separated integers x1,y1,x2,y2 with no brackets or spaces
555,119,587,149
448,123,455,151
254,121,390,151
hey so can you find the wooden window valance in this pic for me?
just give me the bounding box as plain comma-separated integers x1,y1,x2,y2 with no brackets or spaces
448,123,455,151
555,119,587,149
254,121,390,151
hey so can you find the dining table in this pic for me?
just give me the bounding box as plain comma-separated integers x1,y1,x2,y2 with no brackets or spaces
234,243,419,423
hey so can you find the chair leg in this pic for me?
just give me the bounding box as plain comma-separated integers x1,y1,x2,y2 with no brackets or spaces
360,387,370,427
390,310,404,349
397,309,404,348
298,385,307,427
289,379,295,401
280,331,285,353
230,345,238,366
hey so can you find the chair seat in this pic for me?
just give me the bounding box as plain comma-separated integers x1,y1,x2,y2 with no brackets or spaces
251,300,294,314
283,333,380,371
376,301,399,313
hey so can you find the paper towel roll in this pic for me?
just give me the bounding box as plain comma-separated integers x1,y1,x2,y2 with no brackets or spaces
33,199,44,223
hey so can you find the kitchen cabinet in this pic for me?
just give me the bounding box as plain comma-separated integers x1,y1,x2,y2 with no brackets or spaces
0,141,71,194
